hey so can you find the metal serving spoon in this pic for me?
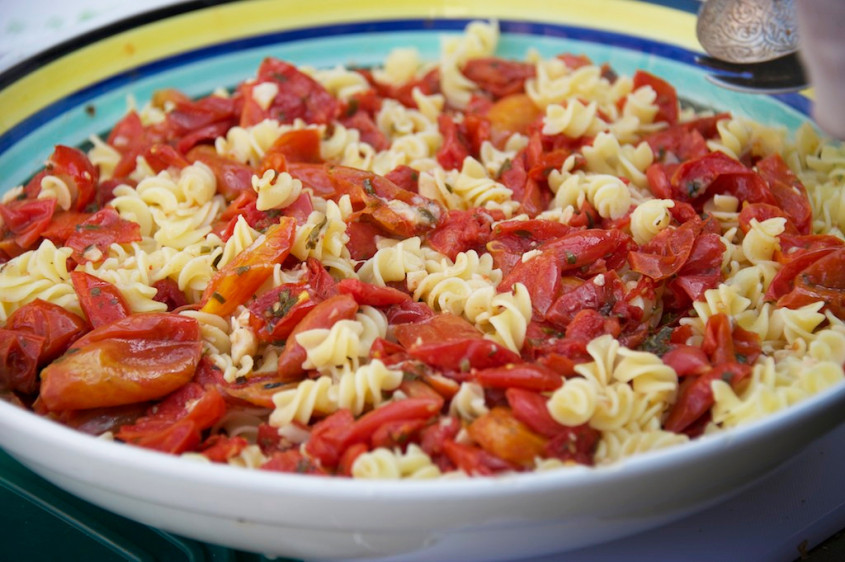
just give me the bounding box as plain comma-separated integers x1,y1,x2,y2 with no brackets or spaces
696,0,799,64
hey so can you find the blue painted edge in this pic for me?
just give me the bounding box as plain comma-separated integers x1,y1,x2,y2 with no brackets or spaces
0,15,811,157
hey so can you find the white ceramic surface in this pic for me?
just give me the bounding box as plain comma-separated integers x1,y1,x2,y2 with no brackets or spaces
2,378,844,560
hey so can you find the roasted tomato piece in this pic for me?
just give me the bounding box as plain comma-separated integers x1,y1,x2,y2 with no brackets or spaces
200,217,297,316
5,299,88,364
276,294,359,381
39,313,202,411
467,407,548,469
65,207,142,264
70,271,131,328
116,382,227,454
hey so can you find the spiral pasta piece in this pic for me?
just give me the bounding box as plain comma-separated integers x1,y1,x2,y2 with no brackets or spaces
351,445,442,480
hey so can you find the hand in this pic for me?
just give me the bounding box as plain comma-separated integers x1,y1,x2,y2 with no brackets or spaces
797,0,845,139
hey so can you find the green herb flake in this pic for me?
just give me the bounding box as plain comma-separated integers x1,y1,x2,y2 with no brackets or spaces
271,289,299,319
638,325,674,356
345,98,360,117
305,217,328,250
418,206,437,224
211,292,226,304
496,158,513,178
235,265,251,276
459,358,471,373
263,382,285,390
90,287,101,297
565,251,577,264
362,178,376,195
686,178,705,198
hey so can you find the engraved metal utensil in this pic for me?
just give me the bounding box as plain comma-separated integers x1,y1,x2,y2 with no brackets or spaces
696,0,799,64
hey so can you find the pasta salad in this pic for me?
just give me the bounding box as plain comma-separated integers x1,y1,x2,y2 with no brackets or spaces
1,21,844,479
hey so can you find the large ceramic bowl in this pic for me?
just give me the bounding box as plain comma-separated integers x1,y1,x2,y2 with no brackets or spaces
1,1,842,560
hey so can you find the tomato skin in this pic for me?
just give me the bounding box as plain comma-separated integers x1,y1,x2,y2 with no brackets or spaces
107,111,167,180
506,388,567,438
5,299,89,364
667,232,725,307
276,294,359,381
425,208,498,260
116,382,227,454
663,363,747,435
442,439,515,476
345,221,383,260
394,313,522,372
325,166,443,239
468,407,548,469
384,165,421,194
47,145,99,211
70,271,131,328
0,329,44,394
643,115,729,163
258,129,323,174
337,442,369,477
248,283,317,344
337,278,411,307
262,450,327,475
65,207,142,264
504,387,599,466
370,418,428,450
485,93,543,139
393,313,485,348
199,434,249,463
755,153,812,235
151,278,189,311
662,345,710,377
0,198,56,250
488,218,571,276
669,151,749,203
394,313,522,373
436,113,471,171
339,110,389,152
240,58,339,126
498,250,561,317
776,248,845,316
201,217,297,316
39,313,202,411
543,424,600,466
632,70,679,124
474,364,563,392
342,397,443,449
410,339,522,373
501,229,632,317
545,271,632,330
40,211,93,246
304,409,355,468
628,221,696,281
187,145,254,200
462,58,536,99
738,203,797,235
